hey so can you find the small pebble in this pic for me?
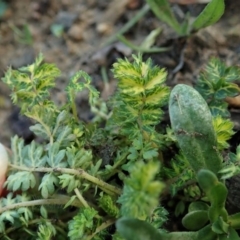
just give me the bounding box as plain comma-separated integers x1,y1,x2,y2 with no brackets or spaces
68,24,84,41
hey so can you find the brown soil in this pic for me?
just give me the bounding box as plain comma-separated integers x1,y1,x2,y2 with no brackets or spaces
1,0,240,147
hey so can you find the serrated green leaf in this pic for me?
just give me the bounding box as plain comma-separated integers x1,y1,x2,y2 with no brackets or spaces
58,174,80,193
39,173,59,198
143,149,158,160
213,115,234,150
196,58,240,117
1,210,19,224
99,194,119,217
2,53,60,113
89,159,102,176
118,161,164,219
46,142,66,167
6,172,36,192
68,208,97,239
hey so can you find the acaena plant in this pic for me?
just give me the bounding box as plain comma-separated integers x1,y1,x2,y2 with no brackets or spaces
1,53,240,240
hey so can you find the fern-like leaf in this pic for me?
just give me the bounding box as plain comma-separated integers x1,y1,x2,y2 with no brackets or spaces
118,161,164,220
213,115,235,150
196,58,240,117
110,54,170,137
2,53,61,113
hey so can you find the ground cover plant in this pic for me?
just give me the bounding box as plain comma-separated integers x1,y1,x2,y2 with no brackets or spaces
146,0,225,36
0,52,240,240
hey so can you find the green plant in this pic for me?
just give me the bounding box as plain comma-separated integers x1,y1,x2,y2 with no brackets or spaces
146,0,225,36
9,23,33,45
0,54,170,239
117,82,240,239
196,58,240,117
1,53,240,239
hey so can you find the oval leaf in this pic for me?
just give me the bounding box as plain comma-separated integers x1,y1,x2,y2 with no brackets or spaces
192,0,225,31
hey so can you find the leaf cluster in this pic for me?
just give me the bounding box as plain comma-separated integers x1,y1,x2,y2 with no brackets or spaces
196,57,240,117
1,52,240,240
0,54,169,239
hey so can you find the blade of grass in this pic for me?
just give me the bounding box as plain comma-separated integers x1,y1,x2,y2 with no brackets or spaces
146,0,182,35
117,34,171,53
102,4,150,47
192,0,225,31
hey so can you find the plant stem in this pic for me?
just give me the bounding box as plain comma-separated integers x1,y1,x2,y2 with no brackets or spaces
117,35,171,53
87,218,116,240
74,188,89,207
9,164,122,196
0,195,82,214
70,89,79,121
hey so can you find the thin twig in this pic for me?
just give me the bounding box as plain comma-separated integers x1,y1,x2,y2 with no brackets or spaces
0,195,82,214
9,164,122,196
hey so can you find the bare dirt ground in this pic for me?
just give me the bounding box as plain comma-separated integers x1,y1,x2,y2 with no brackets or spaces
0,0,240,149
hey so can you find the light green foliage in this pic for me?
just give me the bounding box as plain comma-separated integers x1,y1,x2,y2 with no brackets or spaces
1,53,240,239
162,152,194,196
109,54,171,175
117,28,171,54
110,54,169,136
0,54,170,239
6,171,36,192
9,23,33,45
0,193,32,232
37,221,57,240
219,145,240,179
118,161,164,220
59,174,81,193
212,115,235,150
66,70,108,122
98,193,119,218
50,23,64,38
196,58,240,117
68,207,98,240
39,173,59,199
123,134,159,171
2,53,60,113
